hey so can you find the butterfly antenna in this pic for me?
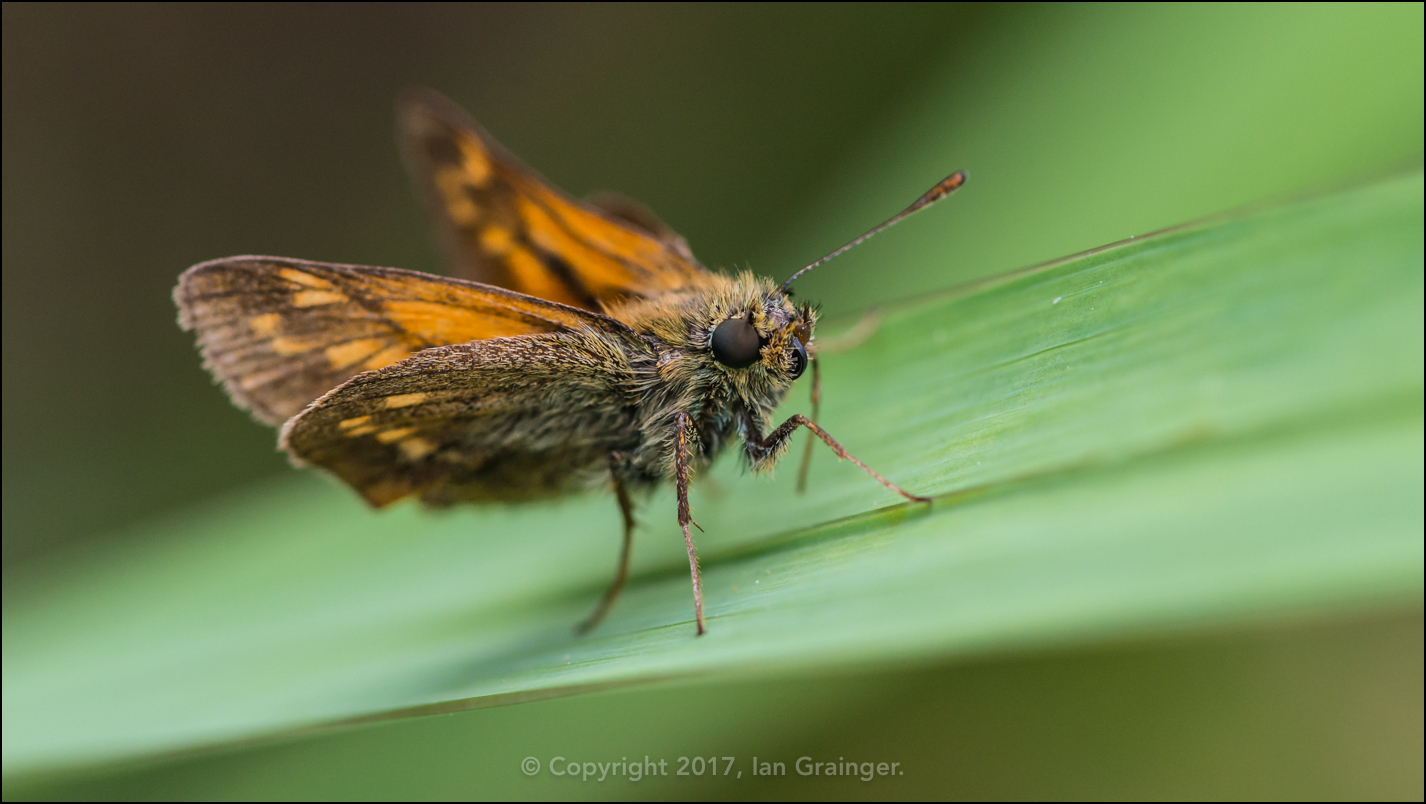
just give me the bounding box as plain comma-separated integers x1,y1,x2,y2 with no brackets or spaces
781,171,966,291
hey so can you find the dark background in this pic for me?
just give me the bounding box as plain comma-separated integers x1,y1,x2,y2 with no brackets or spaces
4,3,981,562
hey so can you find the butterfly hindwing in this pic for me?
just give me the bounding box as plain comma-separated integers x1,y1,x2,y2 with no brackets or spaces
398,89,709,311
280,333,641,507
175,256,627,424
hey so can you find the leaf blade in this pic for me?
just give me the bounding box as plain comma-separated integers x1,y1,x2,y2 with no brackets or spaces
4,172,1422,775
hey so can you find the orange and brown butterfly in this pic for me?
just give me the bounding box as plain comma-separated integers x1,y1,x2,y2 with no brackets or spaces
174,89,965,636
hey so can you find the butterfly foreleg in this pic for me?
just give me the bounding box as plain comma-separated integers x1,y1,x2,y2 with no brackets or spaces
794,356,821,494
576,453,638,635
673,411,707,636
744,411,931,505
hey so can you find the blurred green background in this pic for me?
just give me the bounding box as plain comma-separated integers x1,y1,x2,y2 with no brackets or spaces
3,3,1421,799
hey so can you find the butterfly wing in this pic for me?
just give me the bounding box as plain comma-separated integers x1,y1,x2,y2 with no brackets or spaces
280,333,641,507
175,256,628,425
398,89,709,311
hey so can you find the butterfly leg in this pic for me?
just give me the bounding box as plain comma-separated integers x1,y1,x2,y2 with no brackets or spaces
747,412,931,504
575,455,637,635
673,411,707,636
794,307,881,495
795,355,821,494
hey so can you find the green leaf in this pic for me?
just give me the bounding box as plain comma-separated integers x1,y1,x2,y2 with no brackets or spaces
4,172,1421,777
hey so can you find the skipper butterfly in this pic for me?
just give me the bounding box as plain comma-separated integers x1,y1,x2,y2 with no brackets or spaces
175,90,964,635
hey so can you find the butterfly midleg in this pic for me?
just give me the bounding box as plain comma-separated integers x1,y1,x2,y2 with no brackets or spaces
576,454,638,635
795,356,822,494
745,412,931,505
673,411,707,636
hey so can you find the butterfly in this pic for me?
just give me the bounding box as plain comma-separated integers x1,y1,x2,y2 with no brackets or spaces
174,89,964,635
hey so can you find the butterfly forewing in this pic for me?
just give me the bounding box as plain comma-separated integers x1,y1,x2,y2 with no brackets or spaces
398,90,709,312
175,256,623,424
280,333,641,507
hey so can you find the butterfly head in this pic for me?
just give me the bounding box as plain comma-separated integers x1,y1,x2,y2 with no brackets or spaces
697,273,815,388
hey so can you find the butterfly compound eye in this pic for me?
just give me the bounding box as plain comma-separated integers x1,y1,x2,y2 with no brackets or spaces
711,316,762,368
789,337,807,379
